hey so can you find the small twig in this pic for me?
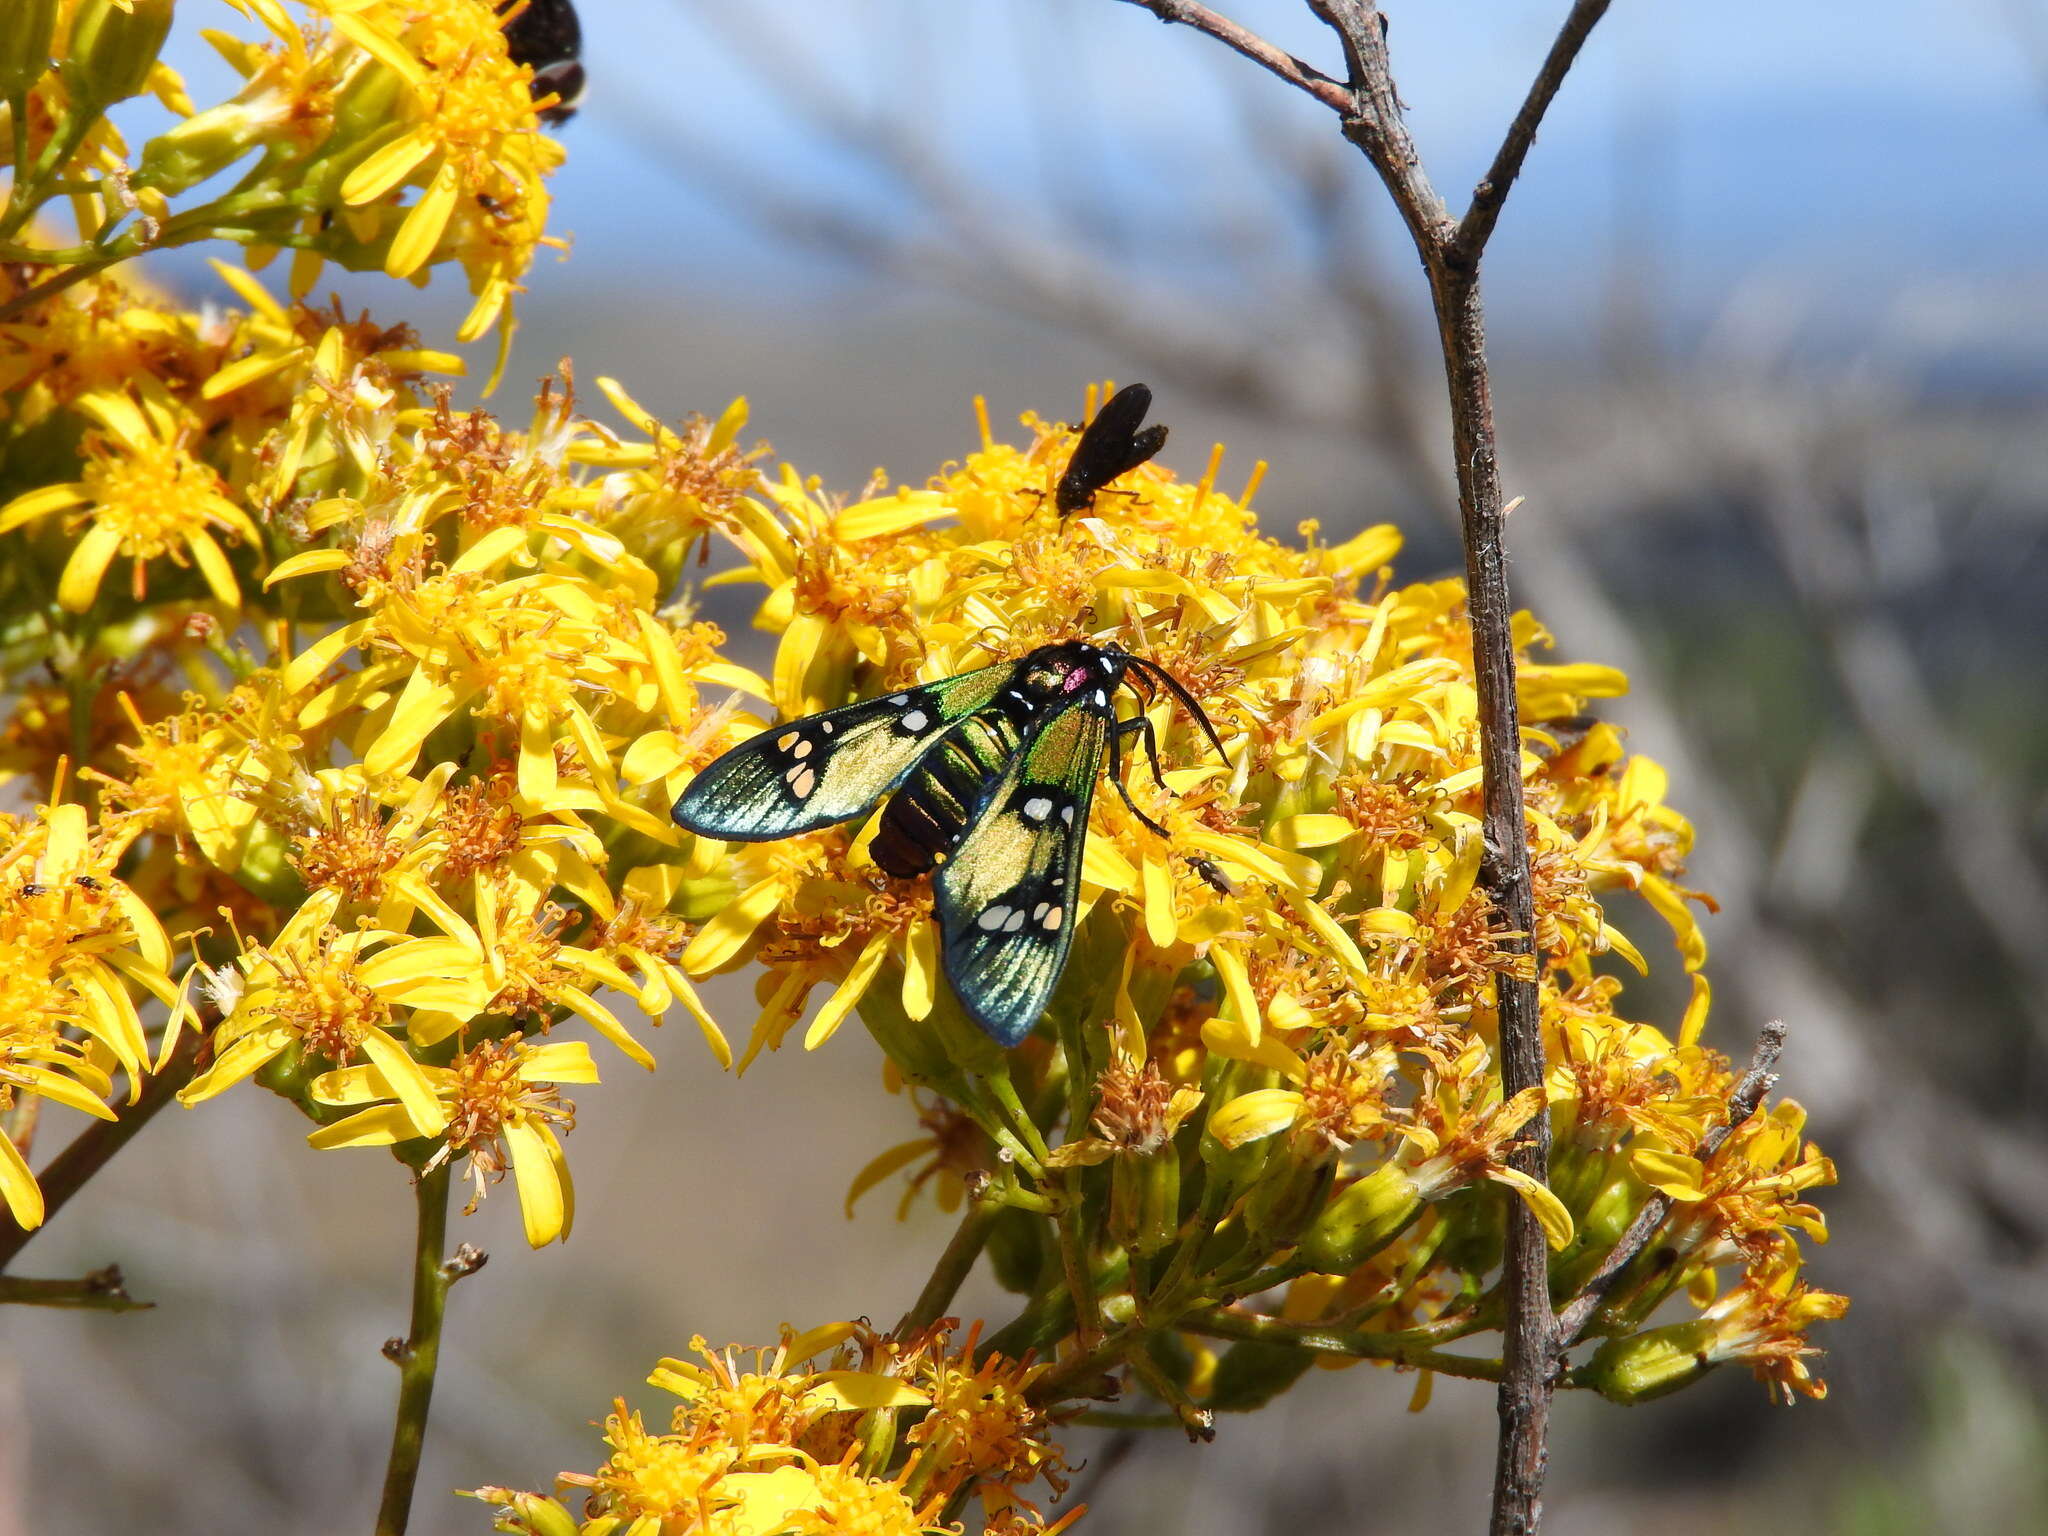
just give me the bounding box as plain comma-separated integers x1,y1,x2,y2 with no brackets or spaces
1449,0,1614,267
1552,1020,1787,1346
0,1263,153,1311
895,1200,1000,1336
1124,1,1352,113
374,1165,485,1536
0,1026,204,1274
1183,1305,1506,1383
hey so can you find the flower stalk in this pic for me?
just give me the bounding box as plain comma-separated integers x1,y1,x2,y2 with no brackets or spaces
375,1160,484,1536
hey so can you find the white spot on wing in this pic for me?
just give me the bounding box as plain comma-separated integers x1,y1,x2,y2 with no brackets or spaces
792,738,814,759
889,694,910,705
900,709,930,732
1041,904,1064,930
787,765,816,798
1093,689,1107,707
1022,796,1054,823
978,906,1011,931
1003,908,1027,933
1060,805,1076,825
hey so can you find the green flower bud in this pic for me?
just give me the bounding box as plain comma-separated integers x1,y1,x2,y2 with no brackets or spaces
855,1402,898,1479
505,1493,581,1536
1205,1337,1316,1413
984,1203,1046,1294
1242,1151,1335,1248
0,0,59,99
1109,1140,1182,1256
229,817,309,909
1575,1320,1718,1404
62,0,173,112
137,99,276,196
1298,1161,1424,1273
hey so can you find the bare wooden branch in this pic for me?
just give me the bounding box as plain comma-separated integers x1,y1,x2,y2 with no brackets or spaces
1552,1020,1788,1347
1123,1,1353,113
0,1025,203,1274
1449,0,1613,266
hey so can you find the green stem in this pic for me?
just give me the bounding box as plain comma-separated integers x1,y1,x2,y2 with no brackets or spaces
374,1162,462,1536
1183,1306,1506,1384
1027,1321,1148,1405
0,1026,202,1275
896,1200,1000,1335
0,1266,152,1310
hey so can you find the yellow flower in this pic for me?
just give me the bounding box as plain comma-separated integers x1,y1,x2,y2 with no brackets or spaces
308,1034,597,1247
0,798,181,1228
0,386,261,610
177,887,445,1137
327,0,567,343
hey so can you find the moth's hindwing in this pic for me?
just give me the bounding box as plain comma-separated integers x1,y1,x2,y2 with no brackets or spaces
934,701,1111,1045
672,663,1015,840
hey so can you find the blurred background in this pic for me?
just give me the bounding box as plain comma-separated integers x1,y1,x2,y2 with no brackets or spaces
8,1,2048,1531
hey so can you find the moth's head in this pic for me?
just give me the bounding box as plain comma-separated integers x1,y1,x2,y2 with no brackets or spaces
1015,640,1132,699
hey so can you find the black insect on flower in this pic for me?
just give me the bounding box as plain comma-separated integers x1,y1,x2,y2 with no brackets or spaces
1054,382,1169,515
499,0,585,125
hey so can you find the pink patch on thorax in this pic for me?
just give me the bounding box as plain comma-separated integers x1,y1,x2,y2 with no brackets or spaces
1061,667,1089,692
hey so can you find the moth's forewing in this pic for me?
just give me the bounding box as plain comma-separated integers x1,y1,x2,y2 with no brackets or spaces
672,663,1013,840
934,702,1110,1045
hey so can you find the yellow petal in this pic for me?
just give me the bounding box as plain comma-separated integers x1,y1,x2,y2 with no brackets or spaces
384,158,459,277
1487,1166,1577,1251
504,1119,570,1246
177,1028,288,1104
1209,1089,1304,1149
184,527,243,609
1212,942,1261,1046
556,985,654,1071
516,1040,602,1084
1630,1149,1709,1202
57,522,126,611
1268,813,1353,850
306,1103,416,1149
340,126,435,205
901,917,938,1022
844,1136,932,1217
681,876,783,975
805,931,891,1051
0,1131,45,1229
356,1028,449,1138
1140,853,1178,949
0,481,89,531
804,1371,932,1411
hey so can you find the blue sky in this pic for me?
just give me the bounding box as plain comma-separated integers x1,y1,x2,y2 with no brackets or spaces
155,1,2048,375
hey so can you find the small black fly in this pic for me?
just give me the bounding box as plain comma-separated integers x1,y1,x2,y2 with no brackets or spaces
499,0,586,125
1055,382,1169,515
1188,856,1238,898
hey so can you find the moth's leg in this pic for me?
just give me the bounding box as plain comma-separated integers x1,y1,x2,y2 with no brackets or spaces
1109,716,1170,838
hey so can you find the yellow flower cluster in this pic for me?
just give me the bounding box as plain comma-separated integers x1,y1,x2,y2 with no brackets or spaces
474,1323,1082,1536
0,221,770,1241
660,391,1843,1413
0,791,184,1227
1,0,564,357
2,8,1846,1524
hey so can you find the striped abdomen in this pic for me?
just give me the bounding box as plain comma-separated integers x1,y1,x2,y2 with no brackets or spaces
871,711,1026,877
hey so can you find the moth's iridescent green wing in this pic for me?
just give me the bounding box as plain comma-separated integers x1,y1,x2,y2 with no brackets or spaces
671,662,1015,840
933,701,1110,1045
